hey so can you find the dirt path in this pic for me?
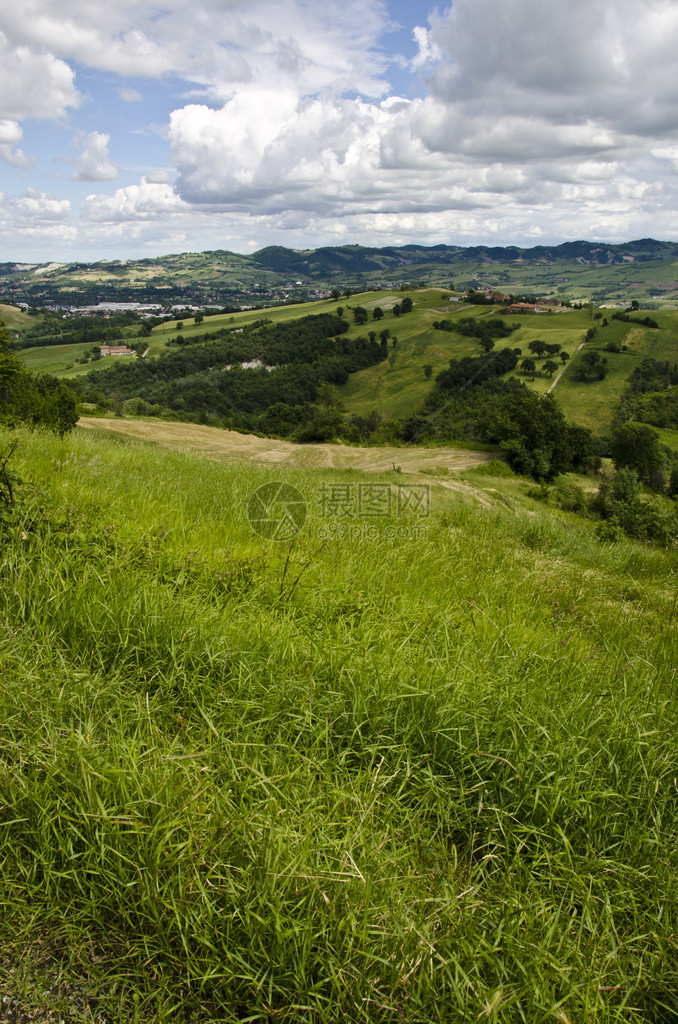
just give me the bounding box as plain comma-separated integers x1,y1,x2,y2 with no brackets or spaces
545,339,586,395
78,417,494,474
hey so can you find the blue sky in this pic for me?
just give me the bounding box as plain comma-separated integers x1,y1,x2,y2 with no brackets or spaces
2,0,678,262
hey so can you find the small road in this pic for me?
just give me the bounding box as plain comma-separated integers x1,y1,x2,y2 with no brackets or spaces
544,340,586,395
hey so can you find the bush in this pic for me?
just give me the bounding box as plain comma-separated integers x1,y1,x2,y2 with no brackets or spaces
596,517,624,542
470,460,516,478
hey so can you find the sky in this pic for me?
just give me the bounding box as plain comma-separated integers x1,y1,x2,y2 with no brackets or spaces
2,0,678,262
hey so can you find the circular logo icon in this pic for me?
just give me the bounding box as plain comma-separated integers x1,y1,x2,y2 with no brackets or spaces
247,482,307,540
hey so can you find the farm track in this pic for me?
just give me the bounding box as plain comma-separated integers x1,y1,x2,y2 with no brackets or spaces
78,417,494,475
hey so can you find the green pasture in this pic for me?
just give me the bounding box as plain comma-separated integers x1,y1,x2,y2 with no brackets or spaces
551,313,678,432
343,304,590,416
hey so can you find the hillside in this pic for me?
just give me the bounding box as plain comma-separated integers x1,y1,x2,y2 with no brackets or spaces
5,238,678,309
1,423,677,1022
44,292,672,437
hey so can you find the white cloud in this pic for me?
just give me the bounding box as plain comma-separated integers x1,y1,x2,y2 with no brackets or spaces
0,186,71,224
118,87,142,102
410,26,439,70
4,0,678,258
71,132,118,182
81,181,186,221
0,0,390,93
0,119,33,168
0,33,79,120
143,169,172,185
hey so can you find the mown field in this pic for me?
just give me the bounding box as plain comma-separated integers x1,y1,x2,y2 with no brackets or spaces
1,424,677,1023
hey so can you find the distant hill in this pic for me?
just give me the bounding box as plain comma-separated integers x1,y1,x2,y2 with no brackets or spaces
3,238,678,309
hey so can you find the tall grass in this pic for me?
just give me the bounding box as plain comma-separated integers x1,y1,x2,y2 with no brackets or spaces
1,426,677,1022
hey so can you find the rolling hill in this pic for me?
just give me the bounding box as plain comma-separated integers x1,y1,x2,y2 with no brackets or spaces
4,237,678,309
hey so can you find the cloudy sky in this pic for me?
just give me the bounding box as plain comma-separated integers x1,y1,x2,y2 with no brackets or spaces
2,0,678,261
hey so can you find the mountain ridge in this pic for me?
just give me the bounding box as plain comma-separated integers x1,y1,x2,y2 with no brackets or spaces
3,238,678,309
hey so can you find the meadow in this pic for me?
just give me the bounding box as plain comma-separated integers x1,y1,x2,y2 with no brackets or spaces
1,423,677,1023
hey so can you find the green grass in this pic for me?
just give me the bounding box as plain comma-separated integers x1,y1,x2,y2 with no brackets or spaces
0,303,37,331
0,425,677,1022
550,316,678,432
21,341,95,375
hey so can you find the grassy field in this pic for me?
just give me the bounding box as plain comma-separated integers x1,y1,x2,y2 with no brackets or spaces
21,340,95,375
551,315,678,433
1,423,677,1023
0,303,37,331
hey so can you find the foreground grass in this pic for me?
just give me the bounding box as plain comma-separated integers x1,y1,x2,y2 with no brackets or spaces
1,427,677,1023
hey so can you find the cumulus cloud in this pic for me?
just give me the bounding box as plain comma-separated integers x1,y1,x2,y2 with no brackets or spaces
0,33,79,120
0,119,33,168
5,0,678,257
0,186,71,223
152,0,678,249
71,132,118,182
81,181,187,221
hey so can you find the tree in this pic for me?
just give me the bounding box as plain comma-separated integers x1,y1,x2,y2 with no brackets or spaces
480,386,593,480
0,321,77,437
379,328,390,343
528,339,547,358
400,296,413,313
542,360,559,378
559,350,570,363
330,288,341,301
610,422,665,486
423,364,433,380
574,350,607,381
478,336,495,353
372,307,384,320
194,312,204,325
176,321,184,331
316,380,344,414
353,306,368,325
521,357,536,375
